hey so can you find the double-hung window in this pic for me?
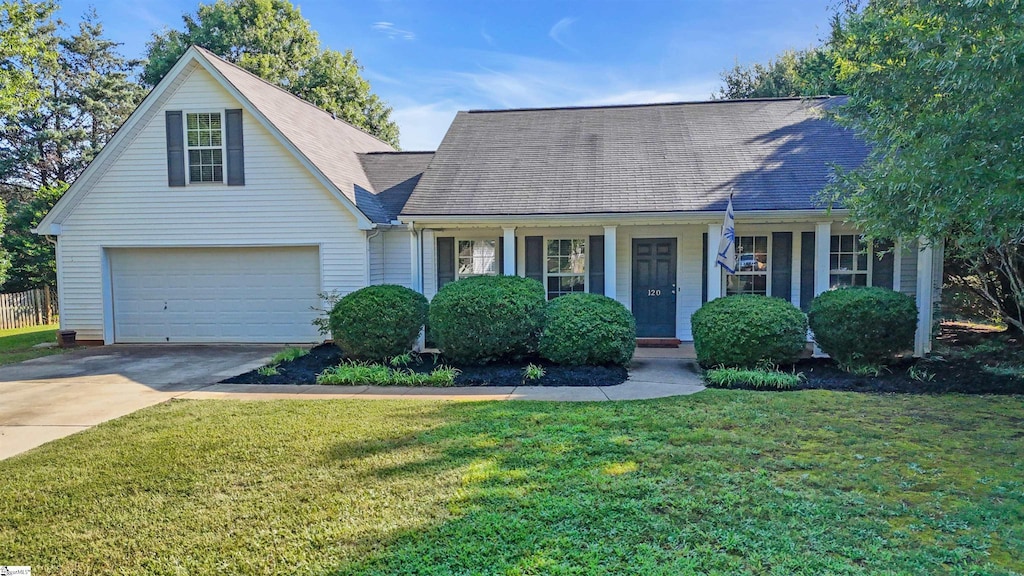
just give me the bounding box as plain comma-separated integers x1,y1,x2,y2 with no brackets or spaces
186,112,224,183
726,235,768,296
457,239,497,278
546,239,586,299
830,234,869,286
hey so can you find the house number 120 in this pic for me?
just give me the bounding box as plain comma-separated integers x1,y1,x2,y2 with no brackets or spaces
648,289,661,296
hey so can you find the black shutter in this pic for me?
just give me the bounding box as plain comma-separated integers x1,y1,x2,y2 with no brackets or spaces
701,233,708,304
588,235,604,295
771,232,793,302
800,231,816,311
225,109,245,186
497,237,505,275
525,236,544,284
437,237,455,290
165,111,185,186
871,239,895,289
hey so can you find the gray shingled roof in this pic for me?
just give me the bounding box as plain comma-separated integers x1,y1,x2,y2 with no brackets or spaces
401,97,868,217
196,47,395,219
357,151,434,223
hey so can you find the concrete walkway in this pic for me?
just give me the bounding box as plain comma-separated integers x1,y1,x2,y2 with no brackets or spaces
1,346,704,460
177,357,706,402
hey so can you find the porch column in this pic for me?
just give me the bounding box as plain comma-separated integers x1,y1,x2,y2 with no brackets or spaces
409,225,422,293
603,225,617,299
814,221,832,296
914,238,934,357
706,223,722,301
502,226,516,275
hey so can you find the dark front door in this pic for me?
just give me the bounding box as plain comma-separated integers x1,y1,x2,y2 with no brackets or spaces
632,238,677,337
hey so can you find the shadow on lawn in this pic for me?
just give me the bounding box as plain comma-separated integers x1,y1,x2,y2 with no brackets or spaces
319,395,1024,576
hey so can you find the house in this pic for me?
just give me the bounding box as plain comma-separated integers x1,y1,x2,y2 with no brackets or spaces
35,46,942,355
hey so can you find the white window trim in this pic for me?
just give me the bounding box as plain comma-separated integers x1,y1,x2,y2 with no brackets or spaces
455,237,499,280
723,234,771,296
544,237,588,298
183,110,226,185
829,234,873,286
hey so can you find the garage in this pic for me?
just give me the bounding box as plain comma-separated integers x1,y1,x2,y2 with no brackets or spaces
109,247,321,343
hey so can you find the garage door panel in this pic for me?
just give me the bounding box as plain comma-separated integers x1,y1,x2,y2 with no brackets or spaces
110,247,321,343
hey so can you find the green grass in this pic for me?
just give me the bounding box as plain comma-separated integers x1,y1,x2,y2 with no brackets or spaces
2,392,1023,574
0,323,61,366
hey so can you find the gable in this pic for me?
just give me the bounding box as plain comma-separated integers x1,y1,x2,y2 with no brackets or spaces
38,47,387,233
59,62,364,234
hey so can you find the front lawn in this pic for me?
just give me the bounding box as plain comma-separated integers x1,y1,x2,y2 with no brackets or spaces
0,324,61,366
2,392,1022,574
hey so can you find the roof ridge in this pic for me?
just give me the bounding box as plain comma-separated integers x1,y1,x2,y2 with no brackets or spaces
191,45,396,149
360,150,435,155
466,95,840,114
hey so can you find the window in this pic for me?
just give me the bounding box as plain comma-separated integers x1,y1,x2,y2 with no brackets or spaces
457,239,497,278
830,234,868,287
546,239,586,299
186,112,223,183
726,235,768,296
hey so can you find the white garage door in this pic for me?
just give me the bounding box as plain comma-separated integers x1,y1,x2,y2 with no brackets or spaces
110,247,321,343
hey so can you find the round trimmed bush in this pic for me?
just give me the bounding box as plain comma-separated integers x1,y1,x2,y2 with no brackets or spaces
808,286,918,368
328,285,428,362
429,275,547,365
539,293,636,366
691,295,808,368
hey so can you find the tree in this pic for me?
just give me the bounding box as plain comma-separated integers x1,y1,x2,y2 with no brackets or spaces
1,183,63,292
143,0,400,147
0,198,10,286
0,7,145,202
0,0,57,117
825,0,1024,333
715,15,847,99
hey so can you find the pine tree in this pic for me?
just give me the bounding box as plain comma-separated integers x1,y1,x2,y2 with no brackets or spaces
0,7,145,203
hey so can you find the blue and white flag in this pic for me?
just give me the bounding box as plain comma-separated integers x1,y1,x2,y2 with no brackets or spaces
716,195,736,274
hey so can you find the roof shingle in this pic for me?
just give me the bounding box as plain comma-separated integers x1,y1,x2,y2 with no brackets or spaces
401,97,868,217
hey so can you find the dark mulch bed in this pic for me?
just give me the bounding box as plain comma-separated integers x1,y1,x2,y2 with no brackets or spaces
720,322,1024,394
786,357,1024,394
222,344,628,387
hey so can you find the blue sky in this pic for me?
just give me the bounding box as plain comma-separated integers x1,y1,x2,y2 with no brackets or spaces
59,0,836,150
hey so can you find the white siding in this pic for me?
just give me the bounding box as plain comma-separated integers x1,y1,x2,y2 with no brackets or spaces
383,229,412,287
57,64,367,341
367,228,412,287
368,232,385,285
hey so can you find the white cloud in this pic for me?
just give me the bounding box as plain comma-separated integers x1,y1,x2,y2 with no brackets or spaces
372,21,416,41
391,101,462,151
383,51,723,149
580,82,722,107
480,28,495,46
548,17,577,52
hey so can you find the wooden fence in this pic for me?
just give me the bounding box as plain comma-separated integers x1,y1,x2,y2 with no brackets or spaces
0,287,57,330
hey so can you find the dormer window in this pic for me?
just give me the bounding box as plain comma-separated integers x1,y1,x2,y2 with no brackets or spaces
186,112,224,183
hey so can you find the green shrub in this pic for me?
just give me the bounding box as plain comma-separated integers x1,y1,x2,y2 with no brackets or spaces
429,275,547,364
328,285,428,362
317,361,459,386
704,366,804,390
807,286,918,370
539,293,636,366
691,295,808,368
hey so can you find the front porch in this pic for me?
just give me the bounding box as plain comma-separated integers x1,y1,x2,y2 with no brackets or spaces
406,215,940,357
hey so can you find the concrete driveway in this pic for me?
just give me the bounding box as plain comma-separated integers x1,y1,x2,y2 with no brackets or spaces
0,345,279,460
